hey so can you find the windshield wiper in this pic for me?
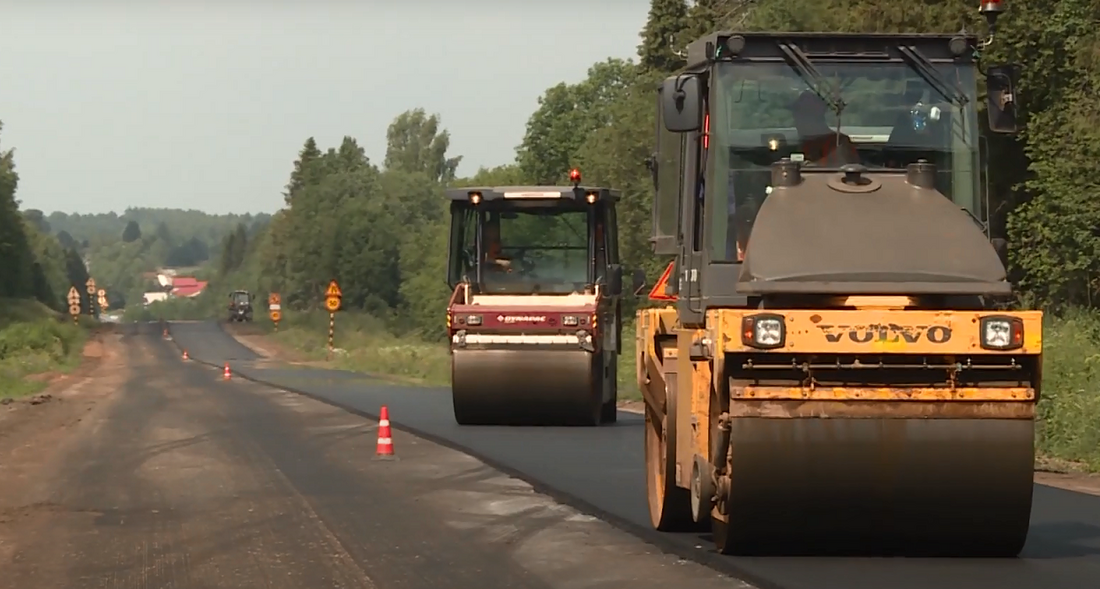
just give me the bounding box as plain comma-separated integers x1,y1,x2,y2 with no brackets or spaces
777,41,846,114
897,45,969,107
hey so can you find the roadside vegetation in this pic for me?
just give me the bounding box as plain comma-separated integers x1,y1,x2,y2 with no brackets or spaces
0,299,88,399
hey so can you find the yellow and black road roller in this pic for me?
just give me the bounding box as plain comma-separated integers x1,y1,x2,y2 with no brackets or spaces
445,170,627,426
637,3,1041,557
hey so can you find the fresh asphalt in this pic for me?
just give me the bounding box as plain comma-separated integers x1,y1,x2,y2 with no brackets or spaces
168,321,1100,589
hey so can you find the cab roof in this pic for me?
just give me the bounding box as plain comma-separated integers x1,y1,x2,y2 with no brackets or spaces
445,186,620,202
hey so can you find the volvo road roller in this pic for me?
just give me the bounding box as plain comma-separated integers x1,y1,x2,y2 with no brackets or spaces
446,170,626,426
636,2,1039,557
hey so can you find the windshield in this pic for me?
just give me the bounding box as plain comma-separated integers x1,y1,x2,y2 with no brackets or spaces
233,292,250,305
479,207,591,294
709,60,980,262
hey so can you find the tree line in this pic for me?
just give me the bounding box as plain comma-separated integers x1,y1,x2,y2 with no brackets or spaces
194,0,1096,337
0,131,270,314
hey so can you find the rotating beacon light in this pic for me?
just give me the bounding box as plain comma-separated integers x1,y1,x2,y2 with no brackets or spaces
979,0,1005,27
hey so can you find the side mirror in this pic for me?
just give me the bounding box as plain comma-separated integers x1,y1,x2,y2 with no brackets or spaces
985,64,1020,134
631,268,647,296
608,265,623,296
661,75,702,133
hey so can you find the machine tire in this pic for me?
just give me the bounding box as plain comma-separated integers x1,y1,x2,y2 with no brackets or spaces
645,371,699,531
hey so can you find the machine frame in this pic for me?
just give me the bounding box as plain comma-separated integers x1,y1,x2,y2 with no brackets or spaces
635,4,1042,557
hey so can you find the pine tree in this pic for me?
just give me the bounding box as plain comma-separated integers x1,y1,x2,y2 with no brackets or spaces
284,137,322,206
638,0,690,73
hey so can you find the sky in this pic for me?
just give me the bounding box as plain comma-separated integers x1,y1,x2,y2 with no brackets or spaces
0,1,649,215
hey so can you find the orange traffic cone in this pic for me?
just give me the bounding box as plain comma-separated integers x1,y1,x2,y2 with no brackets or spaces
223,363,232,380
375,405,395,459
182,350,189,360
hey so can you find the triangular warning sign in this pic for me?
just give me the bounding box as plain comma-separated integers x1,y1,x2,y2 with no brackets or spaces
648,261,678,301
325,280,342,298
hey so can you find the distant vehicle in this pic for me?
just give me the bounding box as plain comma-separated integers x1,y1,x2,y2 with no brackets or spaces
227,290,254,322
444,170,626,427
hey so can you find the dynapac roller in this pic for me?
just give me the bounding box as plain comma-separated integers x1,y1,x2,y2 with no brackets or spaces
637,2,1039,556
445,170,625,426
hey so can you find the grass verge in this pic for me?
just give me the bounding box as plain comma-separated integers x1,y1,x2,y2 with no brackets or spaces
226,309,641,398
0,298,89,400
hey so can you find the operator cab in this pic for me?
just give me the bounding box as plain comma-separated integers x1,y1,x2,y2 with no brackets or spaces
648,30,1021,315
230,290,252,306
445,170,623,297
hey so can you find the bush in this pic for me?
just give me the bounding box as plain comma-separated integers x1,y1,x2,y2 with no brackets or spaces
0,298,87,398
1035,309,1100,468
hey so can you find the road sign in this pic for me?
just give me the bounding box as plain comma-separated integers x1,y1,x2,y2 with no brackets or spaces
85,277,96,295
324,296,341,312
648,261,678,301
325,280,342,298
67,286,80,305
268,293,281,306
270,310,282,322
68,304,81,315
269,303,281,311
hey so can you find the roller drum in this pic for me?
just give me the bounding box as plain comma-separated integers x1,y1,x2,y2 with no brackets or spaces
451,348,602,426
717,417,1034,556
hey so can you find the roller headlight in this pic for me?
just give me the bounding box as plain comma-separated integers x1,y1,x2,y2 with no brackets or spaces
980,315,1023,350
741,313,786,349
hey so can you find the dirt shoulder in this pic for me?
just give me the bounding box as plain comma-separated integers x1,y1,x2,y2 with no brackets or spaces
0,327,129,570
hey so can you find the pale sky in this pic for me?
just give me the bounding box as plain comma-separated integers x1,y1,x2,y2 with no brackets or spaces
0,1,648,215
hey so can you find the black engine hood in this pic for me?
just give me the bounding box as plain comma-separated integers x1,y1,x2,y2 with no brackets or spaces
737,172,1010,296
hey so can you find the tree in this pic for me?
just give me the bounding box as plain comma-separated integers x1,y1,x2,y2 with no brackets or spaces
284,137,323,206
0,121,35,299
637,0,689,73
384,109,462,183
122,220,142,242
56,230,78,251
516,59,637,184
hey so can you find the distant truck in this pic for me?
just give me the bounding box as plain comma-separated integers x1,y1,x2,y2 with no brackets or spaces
227,290,254,322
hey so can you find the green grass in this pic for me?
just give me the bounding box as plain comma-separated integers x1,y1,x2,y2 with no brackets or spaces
1034,309,1100,470
237,309,642,397
0,298,89,399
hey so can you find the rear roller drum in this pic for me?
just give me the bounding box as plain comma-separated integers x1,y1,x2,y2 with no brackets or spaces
710,416,1035,556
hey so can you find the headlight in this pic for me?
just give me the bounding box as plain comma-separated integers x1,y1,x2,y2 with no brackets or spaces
562,315,579,327
741,313,786,349
464,315,482,326
980,315,1023,350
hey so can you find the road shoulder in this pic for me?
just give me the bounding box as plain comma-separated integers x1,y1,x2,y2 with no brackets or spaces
0,327,129,575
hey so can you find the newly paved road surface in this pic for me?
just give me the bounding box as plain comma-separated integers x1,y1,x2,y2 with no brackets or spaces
2,323,739,588
169,321,1100,589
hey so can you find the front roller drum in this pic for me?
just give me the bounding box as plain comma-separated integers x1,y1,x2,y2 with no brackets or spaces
451,348,604,426
712,417,1035,557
